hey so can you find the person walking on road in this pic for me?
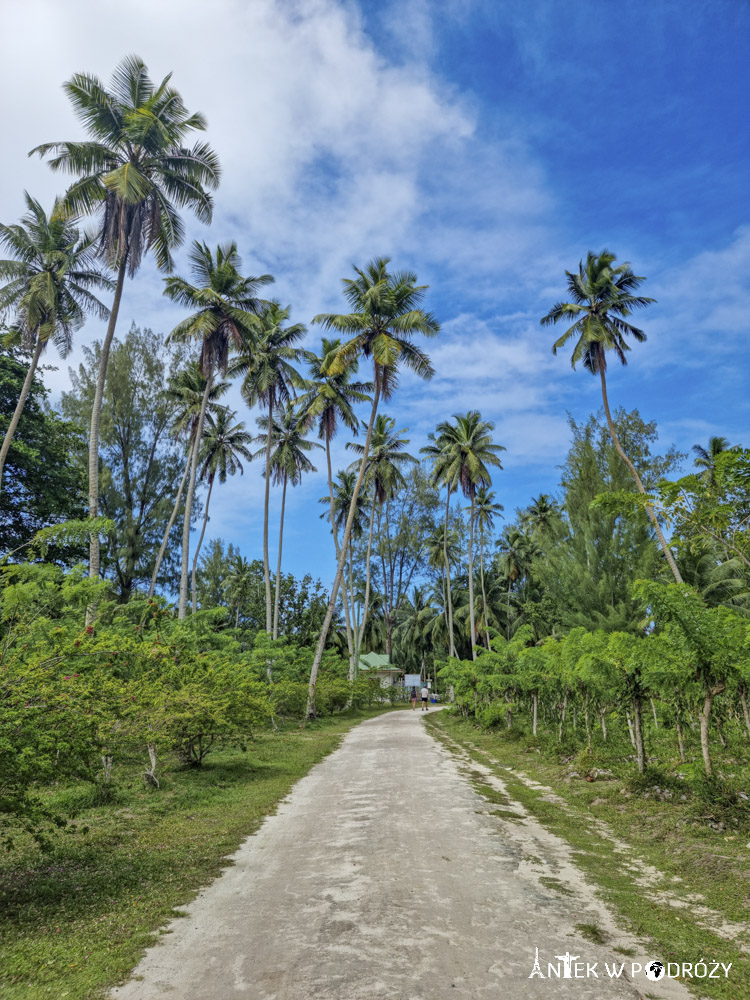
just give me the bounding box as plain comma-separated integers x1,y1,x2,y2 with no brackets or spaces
410,686,418,710
421,685,430,711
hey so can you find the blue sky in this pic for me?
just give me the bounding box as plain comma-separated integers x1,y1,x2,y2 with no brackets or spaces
1,0,749,584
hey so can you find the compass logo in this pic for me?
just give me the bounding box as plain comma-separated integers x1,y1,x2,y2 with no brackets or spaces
645,961,664,981
527,947,732,982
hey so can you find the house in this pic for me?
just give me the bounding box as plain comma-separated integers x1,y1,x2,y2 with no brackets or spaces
357,652,402,688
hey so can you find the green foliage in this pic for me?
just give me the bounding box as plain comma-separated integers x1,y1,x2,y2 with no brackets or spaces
534,410,681,632
445,577,750,783
62,326,196,599
0,352,87,557
0,565,390,845
196,540,330,643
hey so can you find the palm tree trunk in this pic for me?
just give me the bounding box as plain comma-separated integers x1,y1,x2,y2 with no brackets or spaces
191,472,215,615
599,366,682,583
178,372,212,620
148,447,192,599
306,373,382,717
357,495,377,663
272,472,288,640
468,493,477,660
263,398,273,633
0,338,45,490
89,253,128,581
480,527,490,650
443,486,457,658
326,437,355,673
348,544,360,680
383,502,395,657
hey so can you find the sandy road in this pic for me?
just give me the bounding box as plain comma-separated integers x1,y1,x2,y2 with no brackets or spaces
112,709,691,999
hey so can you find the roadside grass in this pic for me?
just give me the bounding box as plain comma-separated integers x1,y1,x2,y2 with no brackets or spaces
428,711,750,1000
0,708,390,1000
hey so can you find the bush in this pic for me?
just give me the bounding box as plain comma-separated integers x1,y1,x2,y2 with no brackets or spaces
316,678,350,715
479,702,510,729
271,680,308,719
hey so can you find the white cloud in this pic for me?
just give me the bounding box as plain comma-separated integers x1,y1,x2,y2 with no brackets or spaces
3,0,747,578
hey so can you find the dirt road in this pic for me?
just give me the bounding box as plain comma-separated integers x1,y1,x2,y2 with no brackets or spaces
112,709,690,999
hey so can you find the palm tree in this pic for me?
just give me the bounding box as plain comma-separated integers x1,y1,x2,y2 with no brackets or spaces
347,414,417,660
230,302,305,633
472,486,504,649
165,241,273,618
33,55,221,579
496,527,537,639
191,407,253,613
692,436,733,486
394,585,435,679
541,250,682,583
421,414,504,659
425,412,503,659
305,258,438,715
522,494,560,539
148,362,230,598
424,525,460,656
421,433,458,657
223,554,254,628
421,578,455,664
320,468,368,672
258,403,322,638
0,194,111,488
297,337,372,664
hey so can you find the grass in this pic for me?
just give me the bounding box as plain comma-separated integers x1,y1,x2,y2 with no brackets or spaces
575,921,609,944
428,711,750,1000
0,708,392,1000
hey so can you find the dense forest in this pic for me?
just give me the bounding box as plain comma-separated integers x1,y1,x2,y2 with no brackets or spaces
2,56,749,851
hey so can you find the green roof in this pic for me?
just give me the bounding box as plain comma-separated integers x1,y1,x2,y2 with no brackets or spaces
358,652,399,670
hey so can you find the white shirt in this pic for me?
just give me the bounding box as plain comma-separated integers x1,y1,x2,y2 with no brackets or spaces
421,687,429,699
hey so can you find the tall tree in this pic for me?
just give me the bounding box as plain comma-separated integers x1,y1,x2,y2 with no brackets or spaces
222,550,256,628
258,403,322,638
541,249,682,582
536,410,677,633
0,194,111,488
347,414,417,659
148,362,230,598
164,241,273,618
373,463,442,654
496,527,536,639
305,258,439,716
423,412,504,659
473,485,504,649
298,338,372,667
191,407,253,613
230,302,305,633
33,55,221,579
394,585,436,679
321,468,369,672
522,494,560,539
421,434,458,657
62,326,195,600
692,436,733,486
